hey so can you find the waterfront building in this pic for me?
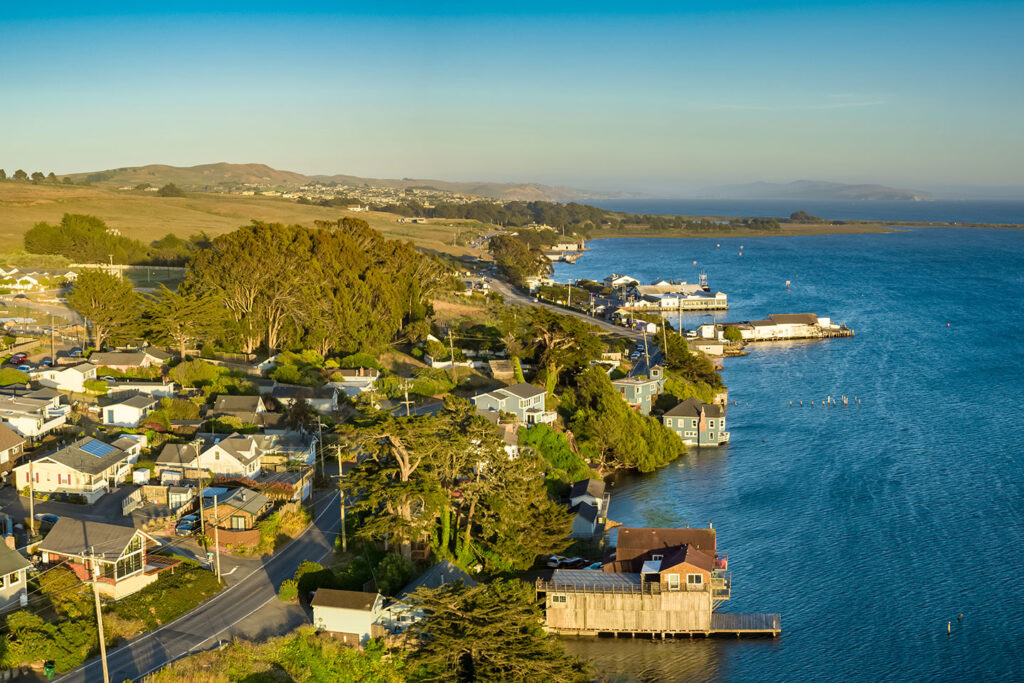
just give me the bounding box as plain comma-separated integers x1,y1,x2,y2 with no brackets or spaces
537,526,779,637
610,366,665,415
697,313,852,342
662,397,728,446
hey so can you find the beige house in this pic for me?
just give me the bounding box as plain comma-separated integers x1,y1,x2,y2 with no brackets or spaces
33,362,97,393
13,436,143,504
38,519,167,599
311,589,385,646
156,433,264,480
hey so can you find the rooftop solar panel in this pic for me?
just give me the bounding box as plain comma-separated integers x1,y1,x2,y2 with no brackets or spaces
79,440,116,458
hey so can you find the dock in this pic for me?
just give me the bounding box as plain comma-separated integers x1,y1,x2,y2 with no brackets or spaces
711,612,782,636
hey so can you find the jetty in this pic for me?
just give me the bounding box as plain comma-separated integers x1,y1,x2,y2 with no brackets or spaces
543,240,588,263
696,313,853,343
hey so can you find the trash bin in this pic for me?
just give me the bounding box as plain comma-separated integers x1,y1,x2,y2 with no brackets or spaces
44,660,56,680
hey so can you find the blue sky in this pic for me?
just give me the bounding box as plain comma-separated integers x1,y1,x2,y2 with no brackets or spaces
1,2,1021,196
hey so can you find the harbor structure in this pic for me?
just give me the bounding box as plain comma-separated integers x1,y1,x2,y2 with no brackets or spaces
622,276,728,312
662,397,729,446
698,313,853,342
542,240,588,263
537,526,780,637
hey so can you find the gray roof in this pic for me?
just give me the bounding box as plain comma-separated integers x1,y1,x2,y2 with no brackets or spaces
311,588,378,611
570,501,599,523
209,487,270,516
662,397,724,419
213,434,261,466
39,518,152,560
156,442,201,465
768,313,819,325
396,560,477,600
89,352,148,367
0,544,31,575
569,478,605,500
213,395,262,417
37,437,131,476
549,569,641,590
113,393,158,410
501,382,545,400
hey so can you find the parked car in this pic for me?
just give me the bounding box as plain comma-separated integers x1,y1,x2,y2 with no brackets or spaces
100,376,117,383
561,557,587,569
586,561,603,570
40,358,53,367
16,364,32,372
33,513,59,528
545,555,567,568
175,515,199,536
9,354,27,364
629,351,642,360
69,347,83,357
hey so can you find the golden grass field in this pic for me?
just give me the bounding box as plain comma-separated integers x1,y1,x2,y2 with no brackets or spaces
0,182,486,258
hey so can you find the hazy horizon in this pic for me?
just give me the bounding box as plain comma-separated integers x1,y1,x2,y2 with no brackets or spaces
2,1,1023,199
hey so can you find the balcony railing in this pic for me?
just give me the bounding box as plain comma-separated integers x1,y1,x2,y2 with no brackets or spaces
712,571,731,600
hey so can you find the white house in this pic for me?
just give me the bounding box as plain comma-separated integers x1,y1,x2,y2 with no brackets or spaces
155,433,264,479
33,363,97,393
271,384,339,414
105,379,176,398
0,394,67,439
328,367,380,398
102,393,158,428
568,479,607,515
311,589,385,646
13,436,141,504
0,543,31,610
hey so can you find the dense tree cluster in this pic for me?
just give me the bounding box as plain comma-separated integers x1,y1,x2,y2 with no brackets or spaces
344,397,572,572
183,218,449,355
24,213,203,265
372,199,606,232
487,234,551,287
0,168,59,183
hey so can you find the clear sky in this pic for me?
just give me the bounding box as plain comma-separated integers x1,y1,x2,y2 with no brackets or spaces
1,1,1022,196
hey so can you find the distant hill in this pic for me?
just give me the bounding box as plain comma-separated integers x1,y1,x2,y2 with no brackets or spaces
699,180,930,201
61,163,635,202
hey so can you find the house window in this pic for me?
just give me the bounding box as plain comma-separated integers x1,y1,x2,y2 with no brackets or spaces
651,554,663,561
231,515,247,530
551,594,567,606
707,420,715,429
667,574,680,591
687,574,704,587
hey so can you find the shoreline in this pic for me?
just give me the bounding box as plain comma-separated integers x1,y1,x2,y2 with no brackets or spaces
585,220,1023,241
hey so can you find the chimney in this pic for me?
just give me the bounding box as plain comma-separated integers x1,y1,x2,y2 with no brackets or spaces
4,535,14,550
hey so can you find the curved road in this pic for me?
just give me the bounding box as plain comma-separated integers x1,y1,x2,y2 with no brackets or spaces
487,278,642,341
58,491,340,683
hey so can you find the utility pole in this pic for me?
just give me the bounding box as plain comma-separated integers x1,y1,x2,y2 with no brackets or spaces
28,459,35,537
49,314,55,363
90,548,110,683
401,378,412,417
316,417,324,479
448,329,457,386
212,495,222,581
195,439,207,553
338,461,347,553
642,329,650,372
662,319,669,361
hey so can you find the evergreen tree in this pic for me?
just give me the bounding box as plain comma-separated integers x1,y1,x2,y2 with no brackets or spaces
67,270,140,349
12,169,28,181
141,284,224,359
406,579,589,683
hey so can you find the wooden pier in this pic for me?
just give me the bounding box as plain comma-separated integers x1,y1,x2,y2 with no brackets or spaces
710,612,781,636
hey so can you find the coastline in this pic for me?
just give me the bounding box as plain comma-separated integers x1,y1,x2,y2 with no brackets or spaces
587,221,1024,241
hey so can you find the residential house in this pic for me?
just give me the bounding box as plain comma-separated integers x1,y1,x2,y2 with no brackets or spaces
472,383,555,426
211,395,266,424
13,436,141,503
662,397,729,446
569,479,607,516
690,339,725,356
0,393,67,440
569,502,600,539
0,543,31,610
260,467,314,503
105,379,177,398
252,432,318,467
610,366,665,415
201,487,271,531
102,393,158,428
37,519,168,599
627,281,729,312
0,422,26,481
311,589,385,646
88,348,168,371
603,274,639,289
272,384,339,414
475,410,519,458
328,368,380,399
381,560,477,632
155,432,264,479
538,526,735,636
33,362,97,393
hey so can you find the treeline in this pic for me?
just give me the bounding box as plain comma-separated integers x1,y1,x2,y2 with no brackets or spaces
0,169,71,184
373,199,605,232
24,213,207,265
487,234,552,287
610,213,782,232
67,218,451,356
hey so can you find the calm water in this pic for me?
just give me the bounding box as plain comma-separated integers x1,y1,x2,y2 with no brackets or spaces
590,199,1024,224
552,229,1024,682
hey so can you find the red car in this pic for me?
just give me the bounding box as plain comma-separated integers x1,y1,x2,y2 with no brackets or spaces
8,354,27,365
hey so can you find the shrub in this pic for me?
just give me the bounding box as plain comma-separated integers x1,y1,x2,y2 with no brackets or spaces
83,379,109,394
723,326,744,342
338,353,382,371
278,579,298,602
106,565,222,630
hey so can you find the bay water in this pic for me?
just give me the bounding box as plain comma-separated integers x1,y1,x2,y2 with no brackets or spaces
552,228,1024,681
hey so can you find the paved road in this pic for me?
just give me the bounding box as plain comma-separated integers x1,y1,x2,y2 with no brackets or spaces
629,344,663,377
487,278,642,341
58,490,340,683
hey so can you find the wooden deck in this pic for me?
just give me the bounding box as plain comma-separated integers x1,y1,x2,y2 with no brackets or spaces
711,612,781,636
